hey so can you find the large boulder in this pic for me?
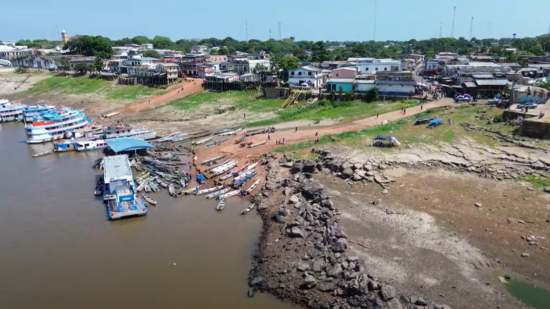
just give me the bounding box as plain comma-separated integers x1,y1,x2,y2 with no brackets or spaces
386,298,403,309
301,182,324,201
296,260,311,271
342,167,354,178
303,161,316,173
290,161,304,174
289,227,306,238
301,274,317,289
249,276,265,287
327,263,343,277
333,238,348,252
312,259,325,272
321,199,335,210
380,285,397,301
317,281,337,292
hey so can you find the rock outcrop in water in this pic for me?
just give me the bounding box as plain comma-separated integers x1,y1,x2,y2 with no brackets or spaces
249,153,451,309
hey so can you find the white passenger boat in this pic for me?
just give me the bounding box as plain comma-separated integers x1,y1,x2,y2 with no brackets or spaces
195,185,224,195
0,100,26,122
218,189,241,200
205,188,230,199
22,103,55,122
75,140,108,152
25,107,93,144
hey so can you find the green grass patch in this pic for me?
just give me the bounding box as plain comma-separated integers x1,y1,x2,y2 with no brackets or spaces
105,85,166,100
275,105,516,153
170,91,277,112
518,175,550,188
23,76,166,99
24,76,109,95
245,99,419,128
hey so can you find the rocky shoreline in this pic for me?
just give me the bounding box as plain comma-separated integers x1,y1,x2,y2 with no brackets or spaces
248,153,451,309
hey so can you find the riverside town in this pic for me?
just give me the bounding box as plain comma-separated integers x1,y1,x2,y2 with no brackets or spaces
1,2,550,309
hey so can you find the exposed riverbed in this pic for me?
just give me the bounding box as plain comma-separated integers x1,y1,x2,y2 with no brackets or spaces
0,122,293,309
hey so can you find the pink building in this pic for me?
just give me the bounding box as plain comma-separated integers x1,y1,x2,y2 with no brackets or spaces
207,55,228,63
331,67,358,79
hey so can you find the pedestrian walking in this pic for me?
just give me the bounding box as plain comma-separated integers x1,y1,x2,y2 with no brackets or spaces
189,164,192,170
243,113,246,119
268,134,270,140
376,113,379,118
315,132,318,137
420,105,423,110
295,127,298,132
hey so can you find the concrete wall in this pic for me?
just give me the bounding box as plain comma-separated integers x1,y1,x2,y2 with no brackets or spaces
520,119,550,139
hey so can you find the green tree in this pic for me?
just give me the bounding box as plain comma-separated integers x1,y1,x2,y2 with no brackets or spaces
152,36,173,49
253,63,269,73
74,63,88,74
143,50,161,58
131,36,150,45
365,88,379,102
93,57,104,72
56,58,69,71
63,35,113,59
311,41,329,62
276,55,301,73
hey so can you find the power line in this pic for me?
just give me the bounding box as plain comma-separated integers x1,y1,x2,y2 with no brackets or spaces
451,6,456,38
469,17,474,39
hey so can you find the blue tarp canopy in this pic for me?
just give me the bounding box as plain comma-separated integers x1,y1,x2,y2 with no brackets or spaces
197,174,206,181
429,118,442,125
106,138,154,153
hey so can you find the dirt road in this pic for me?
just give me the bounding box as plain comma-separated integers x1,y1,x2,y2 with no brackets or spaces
194,98,454,164
124,79,204,113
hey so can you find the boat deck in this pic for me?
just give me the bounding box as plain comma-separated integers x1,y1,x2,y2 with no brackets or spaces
107,197,147,220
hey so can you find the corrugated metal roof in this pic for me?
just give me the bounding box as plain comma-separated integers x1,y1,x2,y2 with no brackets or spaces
475,79,510,86
463,82,477,88
106,138,154,153
472,74,494,79
103,155,132,182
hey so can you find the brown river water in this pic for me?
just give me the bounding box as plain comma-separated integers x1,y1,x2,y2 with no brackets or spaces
0,122,294,309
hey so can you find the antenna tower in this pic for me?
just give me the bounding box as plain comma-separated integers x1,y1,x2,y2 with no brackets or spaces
451,6,456,38
269,30,272,39
245,20,249,41
373,0,377,41
278,22,282,40
469,17,474,39
439,22,442,38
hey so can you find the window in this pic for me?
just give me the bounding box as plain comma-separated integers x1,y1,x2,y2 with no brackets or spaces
384,68,387,71
291,72,295,75
308,72,312,76
375,68,378,71
335,73,339,77
298,72,302,75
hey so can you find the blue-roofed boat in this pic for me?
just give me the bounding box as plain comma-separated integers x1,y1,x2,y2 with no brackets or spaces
0,99,26,122
102,154,147,220
22,103,56,122
25,106,93,144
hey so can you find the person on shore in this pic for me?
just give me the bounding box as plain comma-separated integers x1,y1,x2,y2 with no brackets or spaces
295,127,298,132
376,113,379,118
268,134,270,140
315,137,319,143
420,105,423,110
243,113,246,119
282,138,285,144
189,164,192,170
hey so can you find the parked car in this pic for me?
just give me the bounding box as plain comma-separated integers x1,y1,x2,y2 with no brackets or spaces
518,103,538,109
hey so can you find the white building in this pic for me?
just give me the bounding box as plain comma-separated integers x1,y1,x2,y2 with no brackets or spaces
353,59,402,75
232,59,271,74
0,44,32,60
288,66,327,88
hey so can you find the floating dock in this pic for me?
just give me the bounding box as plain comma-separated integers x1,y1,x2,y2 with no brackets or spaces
102,155,147,220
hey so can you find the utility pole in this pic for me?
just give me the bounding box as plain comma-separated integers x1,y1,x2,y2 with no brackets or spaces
245,20,249,41
469,17,474,39
278,22,282,40
451,6,456,38
439,22,442,38
373,0,377,41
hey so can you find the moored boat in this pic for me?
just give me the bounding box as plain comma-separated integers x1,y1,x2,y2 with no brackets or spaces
249,140,268,148
25,107,93,144
216,198,227,211
168,183,177,196
210,161,238,176
218,189,241,200
75,140,108,151
245,178,261,194
209,160,238,174
200,154,227,165
195,185,224,195
0,100,26,122
205,187,231,199
241,204,255,214
23,103,55,122
142,195,157,206
192,137,212,145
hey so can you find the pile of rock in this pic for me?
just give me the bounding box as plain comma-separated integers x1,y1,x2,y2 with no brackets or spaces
249,155,449,309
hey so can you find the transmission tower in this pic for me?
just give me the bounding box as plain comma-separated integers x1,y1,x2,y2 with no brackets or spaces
439,22,442,38
373,0,378,41
451,6,456,38
469,17,474,39
245,20,248,41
